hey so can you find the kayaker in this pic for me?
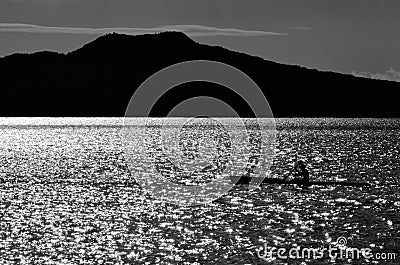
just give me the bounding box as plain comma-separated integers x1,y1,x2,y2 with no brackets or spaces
292,160,310,186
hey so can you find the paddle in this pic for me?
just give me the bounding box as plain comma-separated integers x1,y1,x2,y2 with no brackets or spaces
283,167,300,180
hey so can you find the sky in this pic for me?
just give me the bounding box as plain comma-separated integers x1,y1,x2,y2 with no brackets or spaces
1,0,400,79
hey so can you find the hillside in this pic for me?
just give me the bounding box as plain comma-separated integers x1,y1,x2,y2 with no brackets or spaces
0,32,398,117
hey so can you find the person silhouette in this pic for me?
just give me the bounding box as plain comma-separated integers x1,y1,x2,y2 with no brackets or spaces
292,160,310,186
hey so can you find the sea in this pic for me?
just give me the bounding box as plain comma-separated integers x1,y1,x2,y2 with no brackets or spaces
0,118,399,264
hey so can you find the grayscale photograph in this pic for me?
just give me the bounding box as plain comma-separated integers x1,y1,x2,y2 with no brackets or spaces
0,0,399,264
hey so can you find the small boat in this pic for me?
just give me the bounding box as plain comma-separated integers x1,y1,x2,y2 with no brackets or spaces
229,176,371,187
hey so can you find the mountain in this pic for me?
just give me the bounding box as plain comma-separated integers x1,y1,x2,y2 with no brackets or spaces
0,32,398,117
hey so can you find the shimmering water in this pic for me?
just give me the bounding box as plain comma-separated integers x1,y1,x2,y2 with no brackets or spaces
0,118,399,264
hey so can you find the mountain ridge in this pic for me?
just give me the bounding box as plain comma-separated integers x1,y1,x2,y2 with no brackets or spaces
2,32,393,83
0,32,398,117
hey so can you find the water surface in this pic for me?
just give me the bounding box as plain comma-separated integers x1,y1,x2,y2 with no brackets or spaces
0,118,399,264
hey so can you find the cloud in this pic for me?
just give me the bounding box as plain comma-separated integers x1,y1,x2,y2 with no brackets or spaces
0,23,286,37
161,25,286,37
288,26,312,30
352,68,400,82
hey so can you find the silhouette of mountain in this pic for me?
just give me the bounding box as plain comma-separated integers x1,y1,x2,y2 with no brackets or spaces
0,32,398,117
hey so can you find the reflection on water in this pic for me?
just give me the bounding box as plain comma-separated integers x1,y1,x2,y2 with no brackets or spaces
0,118,399,264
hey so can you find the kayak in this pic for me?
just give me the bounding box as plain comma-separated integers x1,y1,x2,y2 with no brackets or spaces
229,176,371,187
